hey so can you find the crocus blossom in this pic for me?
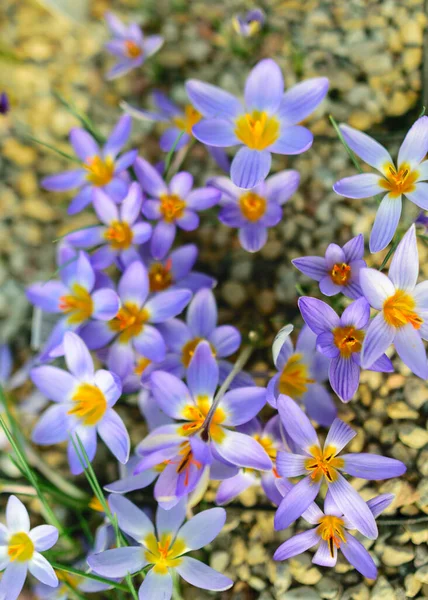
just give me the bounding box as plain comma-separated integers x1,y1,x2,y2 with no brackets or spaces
0,92,9,115
274,491,394,579
333,116,428,252
0,495,59,600
292,234,366,299
42,115,136,214
275,395,406,538
232,8,265,37
360,224,428,378
30,332,130,475
298,296,393,401
209,169,300,252
135,157,220,259
105,12,163,80
187,58,329,188
88,496,233,599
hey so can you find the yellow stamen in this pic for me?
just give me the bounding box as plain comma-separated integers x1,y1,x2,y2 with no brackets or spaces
379,162,418,198
159,194,186,223
104,221,133,250
89,496,105,513
181,337,216,368
144,532,185,574
149,260,173,292
304,445,344,483
109,302,150,343
239,191,267,222
330,263,351,286
8,532,34,562
317,515,346,557
254,434,277,461
59,283,94,325
68,383,107,426
383,289,423,329
124,40,142,59
180,396,225,443
235,110,280,150
173,105,202,135
278,353,315,398
332,326,364,358
135,356,152,376
84,155,115,187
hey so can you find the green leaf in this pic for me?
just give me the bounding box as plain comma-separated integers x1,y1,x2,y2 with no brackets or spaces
329,114,363,174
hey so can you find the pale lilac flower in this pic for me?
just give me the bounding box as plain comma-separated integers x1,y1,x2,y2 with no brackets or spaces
0,344,12,385
298,296,393,402
30,332,130,475
0,495,58,600
275,395,406,538
333,117,428,252
135,158,220,259
292,234,366,299
0,92,9,115
65,182,152,270
360,224,428,379
274,491,394,579
42,115,136,215
232,8,265,37
267,325,336,426
187,59,328,188
208,170,300,252
88,496,233,598
415,210,428,233
105,12,163,80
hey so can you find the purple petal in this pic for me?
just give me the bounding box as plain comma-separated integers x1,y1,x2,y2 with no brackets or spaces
134,156,167,197
324,419,356,454
192,118,238,147
169,244,197,278
160,127,189,151
133,325,166,362
367,493,394,518
360,313,395,369
108,494,155,541
88,547,146,578
239,223,268,252
29,525,59,552
103,177,129,202
94,369,122,406
328,473,377,539
79,320,115,350
26,281,67,313
106,60,138,81
151,221,176,259
265,169,300,205
277,394,319,452
104,115,131,158
303,383,337,427
92,288,120,321
176,209,199,231
298,296,340,334
155,498,187,539
278,77,329,126
339,124,393,172
244,59,283,113
269,126,313,155
132,222,152,244
68,427,97,474
215,429,271,470
333,173,383,198
178,507,226,551
98,410,130,464
187,341,219,398
138,568,173,599
63,332,94,380
340,533,377,579
370,193,402,253
176,557,233,592
343,234,364,262
32,404,69,445
145,289,191,323
185,79,242,118
105,469,157,493
168,172,193,198
342,453,406,480
42,170,85,191
274,476,321,530
65,224,104,248
366,352,394,372
316,331,339,358
221,386,266,426
105,12,127,36
276,452,307,477
319,275,343,296
406,181,428,210
68,186,94,214
329,356,360,402
143,35,164,57
394,323,428,379
389,224,418,290
231,147,271,189
292,256,327,282
216,471,256,505
341,297,370,329
209,325,240,357
398,116,428,169
187,288,217,337
325,243,346,267
70,128,99,161
118,261,149,306
359,268,395,309
28,555,58,588
312,540,337,567
186,187,220,210
273,528,319,561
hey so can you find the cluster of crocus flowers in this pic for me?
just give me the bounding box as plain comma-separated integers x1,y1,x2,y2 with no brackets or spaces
232,8,265,37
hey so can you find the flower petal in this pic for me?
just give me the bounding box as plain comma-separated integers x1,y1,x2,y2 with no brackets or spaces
29,526,59,552
389,224,418,290
273,528,319,562
340,532,377,579
328,473,377,539
133,325,166,362
145,289,191,323
244,59,283,113
292,256,327,282
342,453,406,479
277,394,319,452
406,181,428,210
278,77,329,126
312,540,337,567
394,323,428,379
151,371,192,419
156,498,187,539
397,116,428,169
209,325,241,357
367,493,394,518
151,221,176,260
32,404,69,445
104,115,132,158
98,409,130,464
361,313,395,369
134,157,167,197
186,187,220,210
359,268,395,310
215,429,272,470
303,383,337,427
178,507,226,551
276,452,307,477
7,495,30,533
221,386,266,426
333,173,384,199
0,562,27,600
187,288,217,337
329,356,360,402
298,296,340,335
68,427,97,475
339,124,393,171
370,193,402,253
192,118,239,147
216,471,256,505
187,341,219,398
185,80,242,118
92,289,120,321
324,419,356,454
88,547,146,578
108,494,155,542
31,366,76,402
231,147,271,189
28,553,58,587
239,223,268,252
269,126,313,155
42,170,86,191
274,476,321,530
63,331,94,380
26,281,67,313
176,556,233,592
341,297,370,329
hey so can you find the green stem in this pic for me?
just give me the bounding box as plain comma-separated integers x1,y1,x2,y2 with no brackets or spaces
329,114,363,173
50,562,129,592
163,131,185,179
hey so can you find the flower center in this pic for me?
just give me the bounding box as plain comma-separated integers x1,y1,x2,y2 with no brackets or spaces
317,515,346,558
159,194,186,223
104,221,133,250
254,434,277,461
332,326,364,358
181,337,216,368
59,283,94,325
109,302,150,343
173,105,202,135
330,262,351,286
144,532,186,575
383,289,423,329
8,532,34,563
239,191,267,222
304,445,344,483
278,353,315,399
235,110,280,151
149,260,173,292
134,356,152,376
124,40,142,59
68,383,107,426
84,155,115,187
89,496,105,513
379,162,418,198
180,396,225,443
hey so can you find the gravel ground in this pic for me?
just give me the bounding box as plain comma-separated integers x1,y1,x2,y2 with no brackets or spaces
1,0,427,598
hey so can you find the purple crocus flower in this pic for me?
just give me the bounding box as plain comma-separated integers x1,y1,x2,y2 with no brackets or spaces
274,490,394,579
333,116,428,252
187,59,329,189
232,8,265,37
0,92,9,115
65,182,152,270
79,261,192,363
30,332,130,475
88,496,233,598
105,12,163,80
415,210,428,232
208,169,300,252
360,224,428,379
157,287,241,377
298,296,393,402
135,157,221,259
42,115,136,215
26,246,120,359
292,234,366,299
275,395,406,538
267,325,336,426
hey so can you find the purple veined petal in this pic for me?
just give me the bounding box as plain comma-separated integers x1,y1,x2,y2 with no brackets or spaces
323,490,343,517
341,297,370,329
333,173,384,199
206,175,240,200
389,224,418,290
108,494,155,542
65,224,105,248
118,260,149,306
324,418,356,454
138,567,173,599
70,128,99,161
92,288,120,320
150,221,176,260
303,383,337,427
301,497,325,524
145,289,191,323
178,507,226,551
277,394,319,452
32,404,69,445
79,320,116,351
370,193,402,253
133,325,166,362
135,443,182,471
29,526,59,552
259,201,282,227
187,341,219,399
93,188,119,224
106,60,138,81
312,540,337,568
244,58,283,113
316,331,339,358
169,244,197,279
343,234,365,262
231,147,271,189
361,313,395,369
143,34,164,57
28,553,58,587
406,181,428,210
94,369,122,406
324,243,346,267
239,223,268,252
394,323,428,379
104,115,132,158
359,268,395,310
269,126,313,155
185,79,242,118
155,497,187,540
214,429,272,470
276,451,307,477
265,169,300,205
63,331,94,380
42,169,86,191
192,118,239,147
6,495,31,533
68,426,97,475
273,528,319,562
88,547,147,578
219,203,247,227
339,124,393,172
209,325,241,357
414,280,428,309
329,355,360,402
397,116,428,169
342,453,406,480
292,256,327,282
274,476,322,530
68,185,95,215
186,187,220,210
278,77,329,126
298,296,340,335
132,221,152,244
134,156,167,197
328,473,377,539
216,470,256,504
261,472,287,507
26,281,67,313
169,171,194,198
365,352,394,373
0,562,27,600
221,386,266,426
176,556,233,592
160,127,190,152
176,209,199,231
74,251,96,291
98,410,130,464
319,275,343,297
340,532,377,579
187,288,217,338
367,493,394,518
105,468,158,493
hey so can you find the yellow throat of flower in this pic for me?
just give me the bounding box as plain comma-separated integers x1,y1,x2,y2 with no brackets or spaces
379,162,418,198
304,445,344,483
8,532,34,562
239,191,267,222
317,515,346,557
144,532,186,574
125,40,142,59
85,155,115,187
59,283,94,325
181,337,216,368
180,396,225,443
104,221,133,250
159,194,186,223
173,105,202,135
278,353,315,398
68,383,108,426
253,434,277,461
109,302,150,343
235,110,279,150
149,260,173,292
330,263,351,286
332,325,364,358
383,289,423,329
